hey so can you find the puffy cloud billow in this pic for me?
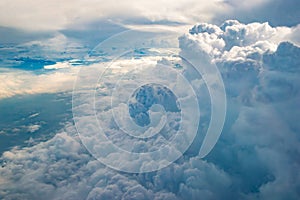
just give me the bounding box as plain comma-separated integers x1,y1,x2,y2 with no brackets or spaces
0,20,300,200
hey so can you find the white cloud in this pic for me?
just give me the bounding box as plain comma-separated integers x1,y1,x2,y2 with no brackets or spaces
28,113,40,118
0,20,300,199
0,68,78,99
184,20,298,61
18,33,88,60
0,124,233,200
182,20,300,199
27,124,41,133
44,62,72,70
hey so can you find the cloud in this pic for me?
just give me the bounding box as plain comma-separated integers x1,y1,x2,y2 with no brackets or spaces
27,124,41,133
44,62,72,70
0,0,225,31
0,20,300,200
28,113,39,119
0,124,233,200
217,0,300,27
184,20,298,57
0,67,78,99
180,20,300,97
1,0,298,32
181,20,300,199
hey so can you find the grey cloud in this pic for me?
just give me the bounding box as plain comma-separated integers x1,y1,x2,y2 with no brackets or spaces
215,0,300,27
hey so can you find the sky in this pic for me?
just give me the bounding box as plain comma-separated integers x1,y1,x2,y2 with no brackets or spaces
0,0,300,200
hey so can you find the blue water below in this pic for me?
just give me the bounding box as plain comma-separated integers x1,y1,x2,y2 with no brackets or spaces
0,93,73,155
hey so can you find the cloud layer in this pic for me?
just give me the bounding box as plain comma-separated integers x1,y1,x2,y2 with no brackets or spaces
1,0,299,32
1,20,300,199
0,0,225,31
0,67,77,99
